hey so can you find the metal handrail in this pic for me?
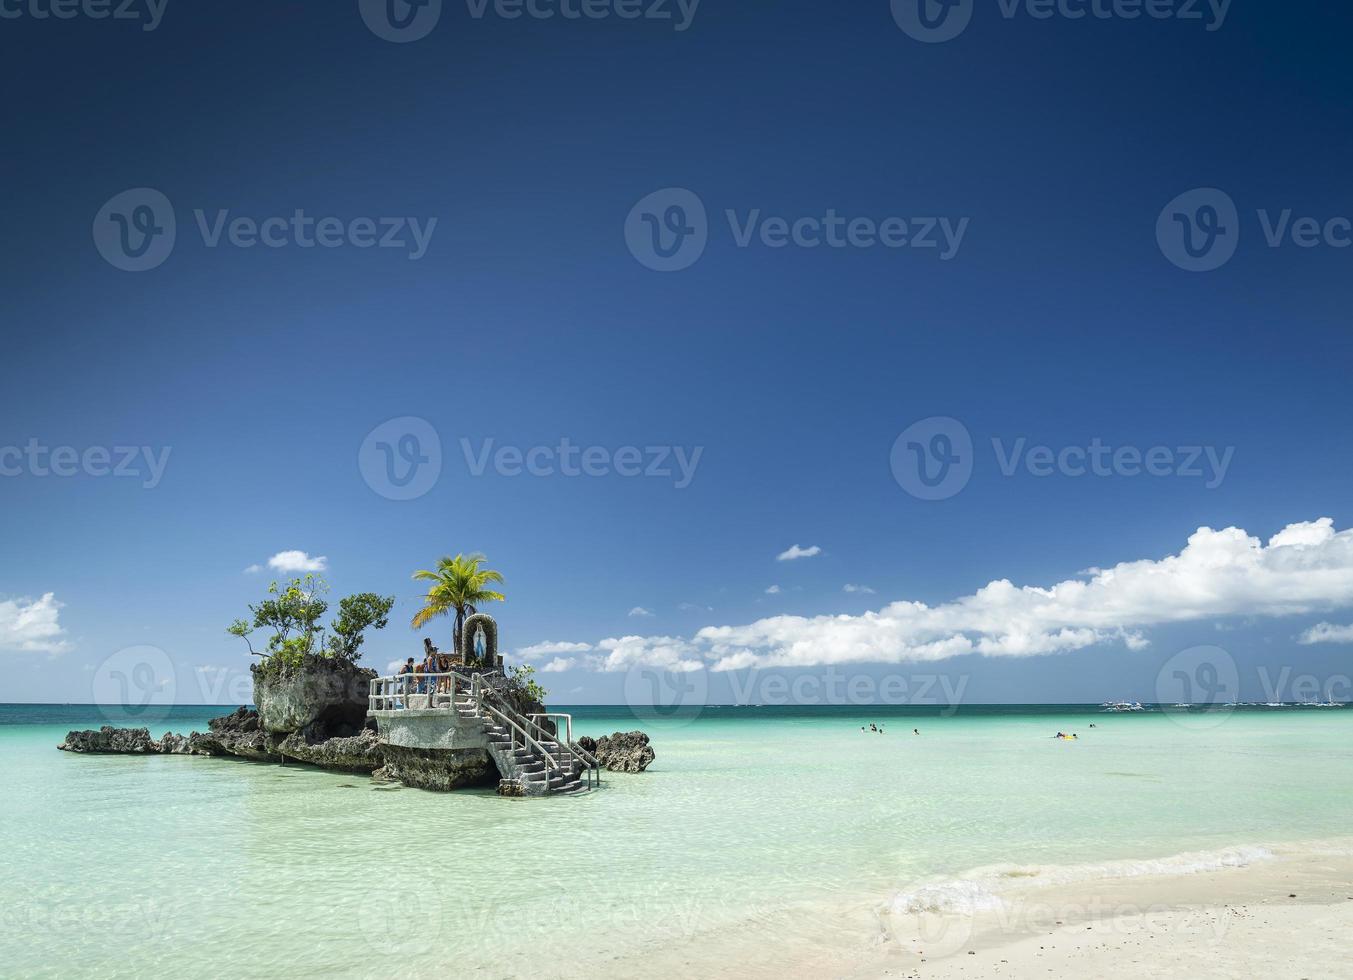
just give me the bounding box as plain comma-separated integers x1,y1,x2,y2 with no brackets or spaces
531,712,572,743
529,712,601,771
477,699,562,774
472,675,600,790
368,672,463,712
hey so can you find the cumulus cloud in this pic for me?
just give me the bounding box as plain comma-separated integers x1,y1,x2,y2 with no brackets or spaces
699,519,1353,671
777,544,821,561
559,519,1353,675
518,641,593,660
268,550,328,573
540,657,576,672
243,564,263,575
1298,622,1353,645
588,635,704,673
765,585,782,595
628,606,655,618
0,593,70,654
844,584,876,594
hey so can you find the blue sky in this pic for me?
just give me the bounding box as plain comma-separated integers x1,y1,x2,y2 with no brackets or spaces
3,1,1352,706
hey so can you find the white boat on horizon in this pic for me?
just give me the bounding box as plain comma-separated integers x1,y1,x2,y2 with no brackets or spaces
1103,701,1146,712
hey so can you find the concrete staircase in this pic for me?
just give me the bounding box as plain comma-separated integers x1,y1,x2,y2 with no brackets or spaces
454,692,593,797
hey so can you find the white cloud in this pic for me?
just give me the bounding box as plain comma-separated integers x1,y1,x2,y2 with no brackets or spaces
267,550,328,573
678,602,713,612
540,657,576,672
844,584,876,594
560,519,1353,675
518,641,593,660
0,593,70,654
590,635,704,673
699,519,1353,671
243,564,263,575
765,585,782,595
777,544,821,561
1298,622,1353,645
628,606,655,618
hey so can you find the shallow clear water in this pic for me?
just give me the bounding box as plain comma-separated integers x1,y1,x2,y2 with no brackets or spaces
4,703,1352,977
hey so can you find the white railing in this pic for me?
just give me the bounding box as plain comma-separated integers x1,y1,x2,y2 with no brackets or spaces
471,674,602,788
477,698,562,773
530,712,573,744
368,672,465,712
531,712,601,789
368,669,601,791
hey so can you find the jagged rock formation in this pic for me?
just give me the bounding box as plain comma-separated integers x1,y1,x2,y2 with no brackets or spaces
59,726,158,754
61,661,497,790
273,728,383,772
157,732,193,754
186,707,278,761
372,744,496,791
593,731,655,773
251,655,375,736
59,659,651,791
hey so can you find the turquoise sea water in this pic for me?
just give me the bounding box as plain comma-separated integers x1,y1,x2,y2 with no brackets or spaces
4,703,1353,977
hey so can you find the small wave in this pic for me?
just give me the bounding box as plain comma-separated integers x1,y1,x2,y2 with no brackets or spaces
889,879,1003,915
889,845,1274,916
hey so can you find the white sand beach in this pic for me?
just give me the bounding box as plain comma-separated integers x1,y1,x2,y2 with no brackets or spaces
861,847,1353,980
606,844,1353,980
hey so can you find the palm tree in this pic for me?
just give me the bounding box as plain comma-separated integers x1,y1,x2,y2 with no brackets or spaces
410,553,505,657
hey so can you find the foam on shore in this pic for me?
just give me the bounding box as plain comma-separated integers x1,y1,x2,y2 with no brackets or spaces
889,844,1277,915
